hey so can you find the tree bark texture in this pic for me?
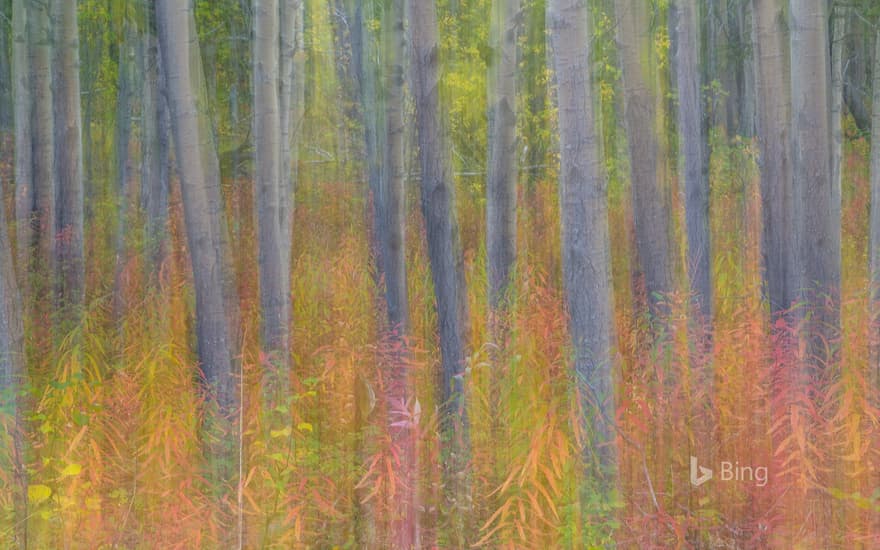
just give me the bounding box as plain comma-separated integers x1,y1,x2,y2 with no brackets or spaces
549,0,618,498
615,0,674,315
53,0,86,321
671,0,712,324
487,0,520,310
753,0,795,316
407,0,473,543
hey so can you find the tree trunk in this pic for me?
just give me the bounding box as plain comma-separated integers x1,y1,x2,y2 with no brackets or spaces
155,7,241,544
0,5,12,130
12,0,32,290
254,0,291,382
548,0,618,510
487,0,519,310
279,0,298,285
353,0,385,269
790,0,839,361
382,1,418,546
407,0,473,543
382,0,410,338
141,26,171,282
53,0,86,323
671,0,712,325
112,21,139,322
615,0,674,315
868,27,880,386
830,5,845,261
752,0,794,317
0,174,27,549
29,0,56,307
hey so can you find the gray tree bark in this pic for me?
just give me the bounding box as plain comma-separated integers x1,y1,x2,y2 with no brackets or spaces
382,1,418,546
279,0,300,285
29,0,56,301
254,0,291,375
487,0,519,310
156,0,239,422
157,3,242,542
615,0,674,315
868,27,880,385
0,174,27,549
0,5,11,129
141,26,171,282
407,0,473,543
790,0,839,360
830,5,845,259
752,0,795,316
382,0,410,337
112,21,139,321
53,0,86,322
12,0,32,289
548,0,618,502
671,0,712,324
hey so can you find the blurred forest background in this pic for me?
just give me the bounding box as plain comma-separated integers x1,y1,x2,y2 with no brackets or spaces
1,0,880,547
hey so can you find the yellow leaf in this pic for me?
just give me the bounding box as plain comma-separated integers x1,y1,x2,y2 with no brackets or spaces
297,422,313,433
270,427,292,439
28,484,52,505
60,463,82,477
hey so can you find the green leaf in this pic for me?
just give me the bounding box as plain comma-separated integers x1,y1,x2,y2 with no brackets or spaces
28,485,52,505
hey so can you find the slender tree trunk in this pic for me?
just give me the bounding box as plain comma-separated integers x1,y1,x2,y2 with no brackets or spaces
0,5,11,130
548,0,618,514
740,0,756,138
407,0,473,543
671,0,712,325
158,0,239,415
868,27,880,386
141,27,171,282
12,0,32,290
279,0,298,286
830,4,845,256
112,21,139,321
29,0,56,309
487,0,519,311
254,0,290,381
752,0,794,317
353,0,385,267
156,4,241,544
382,1,417,546
53,0,86,323
615,0,674,316
0,174,27,549
291,0,306,206
790,0,839,362
382,0,409,338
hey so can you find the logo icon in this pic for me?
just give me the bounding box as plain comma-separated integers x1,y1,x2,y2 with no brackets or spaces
690,456,713,487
